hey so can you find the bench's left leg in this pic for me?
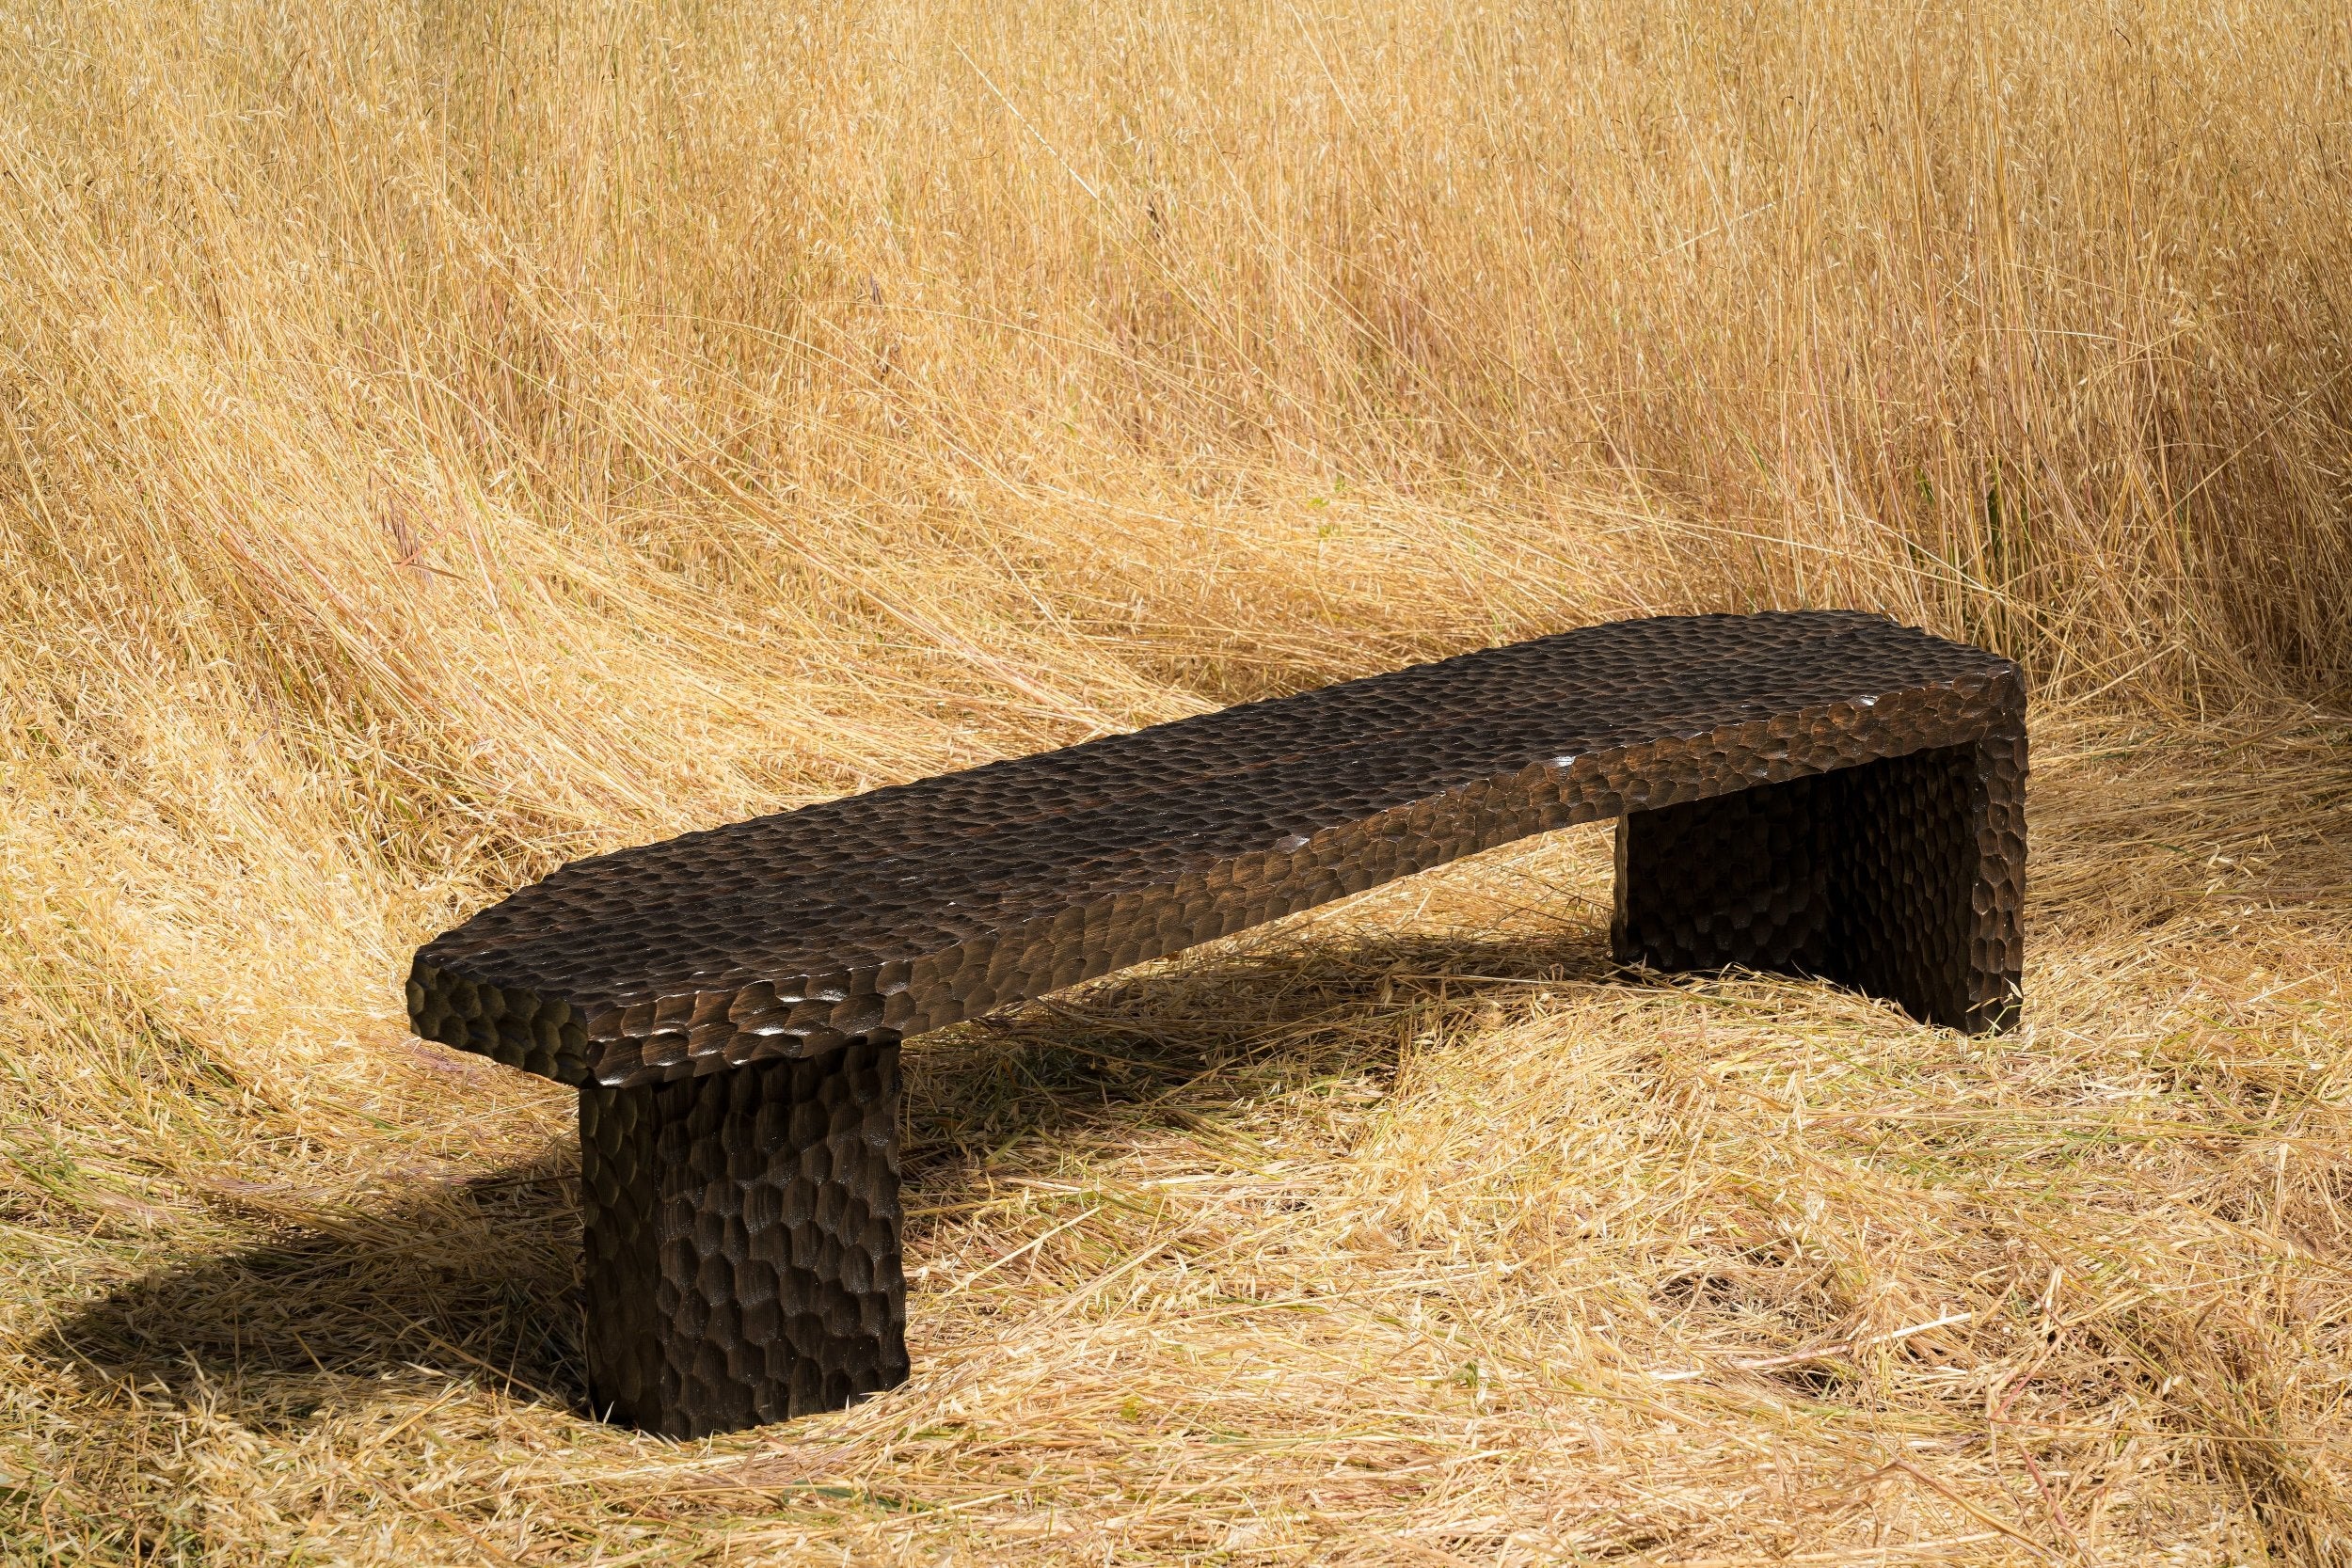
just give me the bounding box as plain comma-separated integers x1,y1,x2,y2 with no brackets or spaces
1612,728,2026,1033
577,1041,909,1436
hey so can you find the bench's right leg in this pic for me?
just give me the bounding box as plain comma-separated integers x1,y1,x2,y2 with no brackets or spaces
1611,732,2026,1033
577,1042,908,1436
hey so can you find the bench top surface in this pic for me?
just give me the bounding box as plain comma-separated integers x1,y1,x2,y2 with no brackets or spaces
408,610,2023,1085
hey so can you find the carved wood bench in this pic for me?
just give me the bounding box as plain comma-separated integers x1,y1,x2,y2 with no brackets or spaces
406,610,2026,1435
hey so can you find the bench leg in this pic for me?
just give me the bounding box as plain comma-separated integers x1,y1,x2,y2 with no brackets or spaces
1611,733,2026,1033
576,1041,909,1436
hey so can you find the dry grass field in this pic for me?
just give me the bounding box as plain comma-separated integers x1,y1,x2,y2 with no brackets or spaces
6,0,2352,1560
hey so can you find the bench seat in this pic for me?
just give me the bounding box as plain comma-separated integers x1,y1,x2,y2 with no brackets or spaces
406,610,2026,1434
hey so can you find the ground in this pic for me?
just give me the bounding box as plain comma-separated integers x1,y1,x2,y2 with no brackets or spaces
12,706,2352,1561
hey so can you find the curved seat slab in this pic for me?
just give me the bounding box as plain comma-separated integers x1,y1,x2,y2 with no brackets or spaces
408,611,2026,1088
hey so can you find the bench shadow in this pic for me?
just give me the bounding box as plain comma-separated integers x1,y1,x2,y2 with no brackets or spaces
38,1153,592,1433
37,928,1613,1426
899,927,1614,1182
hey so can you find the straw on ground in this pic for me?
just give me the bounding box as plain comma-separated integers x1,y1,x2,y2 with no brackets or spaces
4,0,2351,1560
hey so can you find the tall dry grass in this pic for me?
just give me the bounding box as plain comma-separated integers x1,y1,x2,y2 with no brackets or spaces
5,0,2352,1560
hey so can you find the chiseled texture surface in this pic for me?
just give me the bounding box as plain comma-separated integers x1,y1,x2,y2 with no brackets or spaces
1612,733,2027,1031
577,1042,907,1437
414,610,2028,1435
407,611,2029,1089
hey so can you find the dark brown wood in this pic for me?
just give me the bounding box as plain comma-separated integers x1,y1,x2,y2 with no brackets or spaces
1613,734,2026,1032
404,610,2028,1434
578,1044,905,1434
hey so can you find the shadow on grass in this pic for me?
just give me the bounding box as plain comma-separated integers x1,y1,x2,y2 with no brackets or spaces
36,928,1612,1425
898,927,1613,1182
37,1154,593,1432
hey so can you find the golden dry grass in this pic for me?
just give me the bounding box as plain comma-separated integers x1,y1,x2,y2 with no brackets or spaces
5,0,2352,1560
